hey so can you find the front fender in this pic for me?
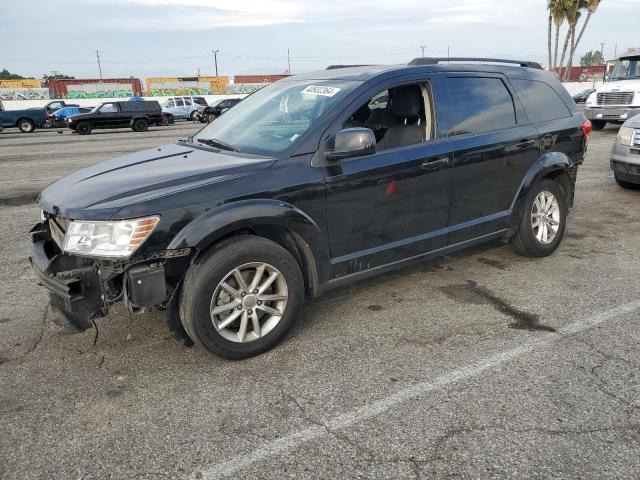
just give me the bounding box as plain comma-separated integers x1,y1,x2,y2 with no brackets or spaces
167,199,330,285
511,151,573,214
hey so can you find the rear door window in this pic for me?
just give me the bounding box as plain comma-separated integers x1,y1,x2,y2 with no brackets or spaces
445,77,516,136
511,79,571,123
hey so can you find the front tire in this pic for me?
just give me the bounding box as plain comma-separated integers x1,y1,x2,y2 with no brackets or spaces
591,120,606,131
513,178,567,257
180,236,304,359
132,118,149,132
76,121,92,135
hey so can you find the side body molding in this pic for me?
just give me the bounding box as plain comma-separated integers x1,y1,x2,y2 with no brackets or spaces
167,199,331,288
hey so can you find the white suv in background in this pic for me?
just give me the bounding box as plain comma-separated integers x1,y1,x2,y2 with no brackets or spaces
161,96,208,120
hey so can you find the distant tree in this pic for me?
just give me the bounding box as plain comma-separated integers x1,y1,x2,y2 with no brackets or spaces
0,68,31,80
580,50,604,66
42,73,75,86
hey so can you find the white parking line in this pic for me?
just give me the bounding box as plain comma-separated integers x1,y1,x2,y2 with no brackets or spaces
192,300,640,479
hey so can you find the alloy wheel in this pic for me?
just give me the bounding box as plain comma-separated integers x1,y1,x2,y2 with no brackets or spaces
531,191,560,244
210,262,288,343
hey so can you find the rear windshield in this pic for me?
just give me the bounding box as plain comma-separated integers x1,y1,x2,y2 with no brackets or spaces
193,80,359,156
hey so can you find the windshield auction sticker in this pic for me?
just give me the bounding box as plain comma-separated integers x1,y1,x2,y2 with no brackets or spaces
301,85,341,97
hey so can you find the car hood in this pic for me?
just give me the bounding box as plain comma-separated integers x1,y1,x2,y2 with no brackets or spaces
598,80,640,92
40,142,276,220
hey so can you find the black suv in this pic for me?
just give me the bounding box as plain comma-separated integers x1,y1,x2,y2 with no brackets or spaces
198,98,242,123
30,58,590,359
67,100,165,135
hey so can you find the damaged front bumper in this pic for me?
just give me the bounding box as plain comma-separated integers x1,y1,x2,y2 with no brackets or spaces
29,220,191,330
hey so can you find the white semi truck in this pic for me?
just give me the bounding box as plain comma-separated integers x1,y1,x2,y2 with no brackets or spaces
585,50,640,130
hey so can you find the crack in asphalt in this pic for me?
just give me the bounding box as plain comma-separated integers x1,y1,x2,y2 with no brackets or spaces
0,306,48,367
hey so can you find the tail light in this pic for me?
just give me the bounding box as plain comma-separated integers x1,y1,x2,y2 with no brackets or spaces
582,119,592,138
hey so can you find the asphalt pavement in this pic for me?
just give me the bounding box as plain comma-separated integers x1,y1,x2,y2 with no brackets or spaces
0,122,639,480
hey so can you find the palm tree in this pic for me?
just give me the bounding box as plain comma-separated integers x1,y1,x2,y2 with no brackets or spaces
547,1,554,69
566,0,602,73
550,1,567,69
558,0,581,76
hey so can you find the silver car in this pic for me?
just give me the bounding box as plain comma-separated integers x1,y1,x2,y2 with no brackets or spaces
611,116,640,189
161,96,207,120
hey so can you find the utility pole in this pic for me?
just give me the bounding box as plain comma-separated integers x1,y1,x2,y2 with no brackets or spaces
287,48,291,75
447,46,450,61
420,44,427,57
212,49,219,76
600,42,606,60
95,50,103,80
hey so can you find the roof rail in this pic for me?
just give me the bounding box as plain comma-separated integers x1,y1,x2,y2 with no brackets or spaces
325,64,371,70
408,57,543,70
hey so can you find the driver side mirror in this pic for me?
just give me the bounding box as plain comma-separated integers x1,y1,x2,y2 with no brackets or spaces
325,127,376,160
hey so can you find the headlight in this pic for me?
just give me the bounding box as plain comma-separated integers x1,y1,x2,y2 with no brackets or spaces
617,126,635,146
585,92,597,105
63,216,159,258
67,118,74,123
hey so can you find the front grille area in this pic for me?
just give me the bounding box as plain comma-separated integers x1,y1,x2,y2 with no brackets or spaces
48,216,71,250
597,92,634,105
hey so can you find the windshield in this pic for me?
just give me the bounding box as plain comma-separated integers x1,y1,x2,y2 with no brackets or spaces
192,79,359,156
610,57,640,81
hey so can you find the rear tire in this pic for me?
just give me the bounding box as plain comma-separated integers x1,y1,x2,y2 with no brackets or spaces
615,173,640,190
180,236,305,359
591,120,606,131
513,178,567,257
207,113,216,123
18,119,35,133
76,121,92,135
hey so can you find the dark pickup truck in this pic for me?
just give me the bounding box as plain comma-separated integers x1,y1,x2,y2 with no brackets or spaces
0,100,78,133
66,100,165,134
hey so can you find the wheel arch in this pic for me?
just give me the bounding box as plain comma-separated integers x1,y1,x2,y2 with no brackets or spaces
16,117,36,128
167,199,330,296
511,151,574,215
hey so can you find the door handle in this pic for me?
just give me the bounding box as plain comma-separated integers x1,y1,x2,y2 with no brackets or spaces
421,157,449,170
516,139,537,149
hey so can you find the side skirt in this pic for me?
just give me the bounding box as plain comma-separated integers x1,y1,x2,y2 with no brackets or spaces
318,228,514,295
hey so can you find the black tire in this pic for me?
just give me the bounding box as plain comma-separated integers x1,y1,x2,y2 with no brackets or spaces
132,118,148,132
18,118,35,133
189,110,198,121
207,113,216,123
76,121,92,135
591,120,606,131
614,173,640,190
513,178,567,257
180,236,305,359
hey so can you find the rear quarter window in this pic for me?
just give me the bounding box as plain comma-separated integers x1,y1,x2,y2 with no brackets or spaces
511,79,571,123
445,77,517,136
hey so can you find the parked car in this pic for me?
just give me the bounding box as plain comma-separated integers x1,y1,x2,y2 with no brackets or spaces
161,96,208,120
572,88,595,104
66,100,164,134
0,99,77,133
197,98,242,123
47,106,93,128
610,115,640,188
30,58,589,359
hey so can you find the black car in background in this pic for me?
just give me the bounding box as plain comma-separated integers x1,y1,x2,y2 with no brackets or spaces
31,58,590,359
66,100,165,134
197,98,242,123
573,88,595,103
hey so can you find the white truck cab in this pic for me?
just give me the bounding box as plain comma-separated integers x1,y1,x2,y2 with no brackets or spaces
586,50,640,130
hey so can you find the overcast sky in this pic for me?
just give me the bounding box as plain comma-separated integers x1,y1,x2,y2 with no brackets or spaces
2,0,638,81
